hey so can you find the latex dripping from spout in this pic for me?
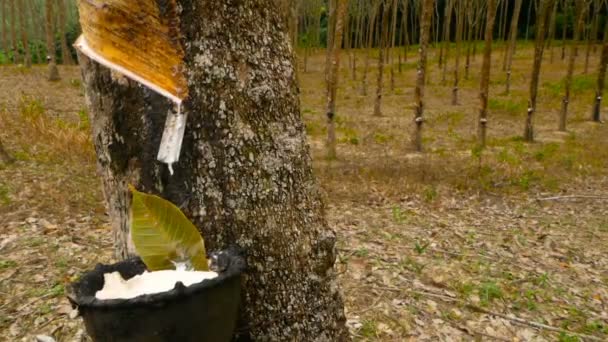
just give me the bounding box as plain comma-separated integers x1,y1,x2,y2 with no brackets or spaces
157,101,187,175
73,36,187,176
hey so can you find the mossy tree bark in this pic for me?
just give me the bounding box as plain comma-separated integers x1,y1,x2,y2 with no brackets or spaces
413,0,434,152
591,22,608,122
45,0,59,80
326,0,348,160
559,0,587,131
77,1,349,340
524,0,555,142
478,0,498,148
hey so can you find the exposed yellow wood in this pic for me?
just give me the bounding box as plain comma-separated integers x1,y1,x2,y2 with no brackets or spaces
77,0,188,101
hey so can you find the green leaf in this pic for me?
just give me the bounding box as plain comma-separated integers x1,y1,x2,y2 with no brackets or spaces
129,185,208,271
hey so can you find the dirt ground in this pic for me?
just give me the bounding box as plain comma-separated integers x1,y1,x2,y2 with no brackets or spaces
1,43,608,341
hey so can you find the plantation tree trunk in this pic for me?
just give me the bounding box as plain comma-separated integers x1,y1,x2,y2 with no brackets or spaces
505,0,523,94
497,0,506,44
77,1,349,340
389,0,398,92
441,0,453,84
464,0,474,80
361,2,377,96
374,1,390,117
561,0,569,60
26,0,43,63
478,0,498,147
547,0,558,62
18,0,30,67
402,0,409,61
591,22,608,121
559,0,587,131
45,0,59,80
56,0,74,65
326,0,348,159
525,0,533,40
413,0,434,152
524,0,555,142
451,0,464,105
1,0,7,58
9,0,18,63
584,0,599,73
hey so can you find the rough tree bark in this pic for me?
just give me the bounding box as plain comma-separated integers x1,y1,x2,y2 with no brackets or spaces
45,0,59,80
413,0,434,152
18,0,30,67
591,22,608,122
56,0,74,65
326,0,348,159
524,0,555,142
505,0,523,94
478,0,498,147
77,0,349,340
374,1,390,117
451,0,464,105
559,0,587,131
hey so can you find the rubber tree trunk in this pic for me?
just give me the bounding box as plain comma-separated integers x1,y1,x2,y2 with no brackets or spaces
505,0,523,94
77,1,349,340
524,0,555,142
561,0,569,60
451,0,464,105
9,0,18,63
546,0,558,63
559,0,587,131
413,0,434,152
464,0,474,80
361,1,377,96
389,0,398,92
591,22,608,122
45,0,59,80
441,0,453,85
326,0,348,160
56,0,74,65
374,1,390,117
478,0,498,148
1,0,8,60
584,0,599,73
18,0,30,67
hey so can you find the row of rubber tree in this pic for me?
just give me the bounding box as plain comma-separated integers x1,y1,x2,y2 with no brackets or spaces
318,0,608,158
0,0,78,79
